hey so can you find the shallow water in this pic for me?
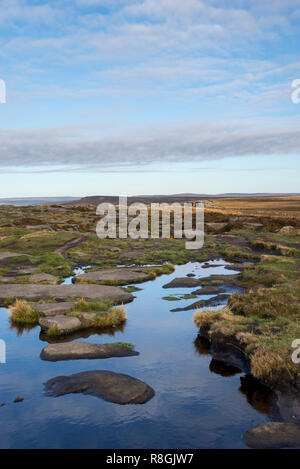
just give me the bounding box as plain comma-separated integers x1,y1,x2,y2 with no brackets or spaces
0,260,270,449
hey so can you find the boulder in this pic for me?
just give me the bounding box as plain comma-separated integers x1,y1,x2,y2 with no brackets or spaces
40,341,139,361
0,284,133,305
44,370,155,404
244,422,300,449
278,226,295,234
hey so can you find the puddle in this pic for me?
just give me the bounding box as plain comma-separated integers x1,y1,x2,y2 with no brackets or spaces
0,259,270,449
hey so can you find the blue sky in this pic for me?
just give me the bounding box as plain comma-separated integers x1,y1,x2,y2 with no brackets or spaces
0,0,300,196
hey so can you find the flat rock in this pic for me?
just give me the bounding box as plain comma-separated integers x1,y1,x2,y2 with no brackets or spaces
35,302,76,317
74,267,153,285
28,273,59,284
0,284,133,305
244,223,264,230
192,286,226,295
224,262,254,271
40,341,139,361
171,294,230,312
163,277,202,288
39,315,82,334
244,422,300,449
44,370,155,404
0,252,30,262
205,223,228,230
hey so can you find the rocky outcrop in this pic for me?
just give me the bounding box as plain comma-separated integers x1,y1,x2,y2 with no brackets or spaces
0,284,133,305
244,422,300,449
44,370,155,404
40,341,139,361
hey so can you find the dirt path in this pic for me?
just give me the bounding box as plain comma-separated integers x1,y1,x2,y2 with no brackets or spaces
55,235,88,256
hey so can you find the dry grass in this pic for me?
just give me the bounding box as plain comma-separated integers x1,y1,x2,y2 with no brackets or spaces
93,306,127,327
9,299,39,325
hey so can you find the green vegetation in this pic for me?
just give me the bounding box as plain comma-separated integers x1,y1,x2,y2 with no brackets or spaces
111,342,134,349
72,297,115,312
162,296,181,301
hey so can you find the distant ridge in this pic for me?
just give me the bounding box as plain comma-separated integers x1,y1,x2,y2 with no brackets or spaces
63,193,300,206
0,197,78,206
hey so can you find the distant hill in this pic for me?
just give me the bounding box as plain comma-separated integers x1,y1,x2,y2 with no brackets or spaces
0,197,78,206
63,193,300,206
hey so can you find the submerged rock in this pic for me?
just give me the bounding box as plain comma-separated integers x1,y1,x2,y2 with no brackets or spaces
40,341,139,361
244,422,300,449
44,370,155,404
0,284,133,305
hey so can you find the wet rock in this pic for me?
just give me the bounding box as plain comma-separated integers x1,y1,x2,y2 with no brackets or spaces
186,273,195,277
224,262,254,271
13,396,24,403
34,302,76,317
40,341,139,361
171,293,230,312
163,277,202,288
28,273,59,284
44,370,155,404
39,315,83,334
244,422,300,449
0,284,133,305
74,267,153,285
192,286,226,295
209,359,241,377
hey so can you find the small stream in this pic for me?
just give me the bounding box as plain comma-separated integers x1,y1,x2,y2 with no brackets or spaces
0,259,271,449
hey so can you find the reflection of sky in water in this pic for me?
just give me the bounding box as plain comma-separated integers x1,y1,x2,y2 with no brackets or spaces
0,260,269,449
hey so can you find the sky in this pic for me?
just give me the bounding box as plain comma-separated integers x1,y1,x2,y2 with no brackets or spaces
0,0,300,197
